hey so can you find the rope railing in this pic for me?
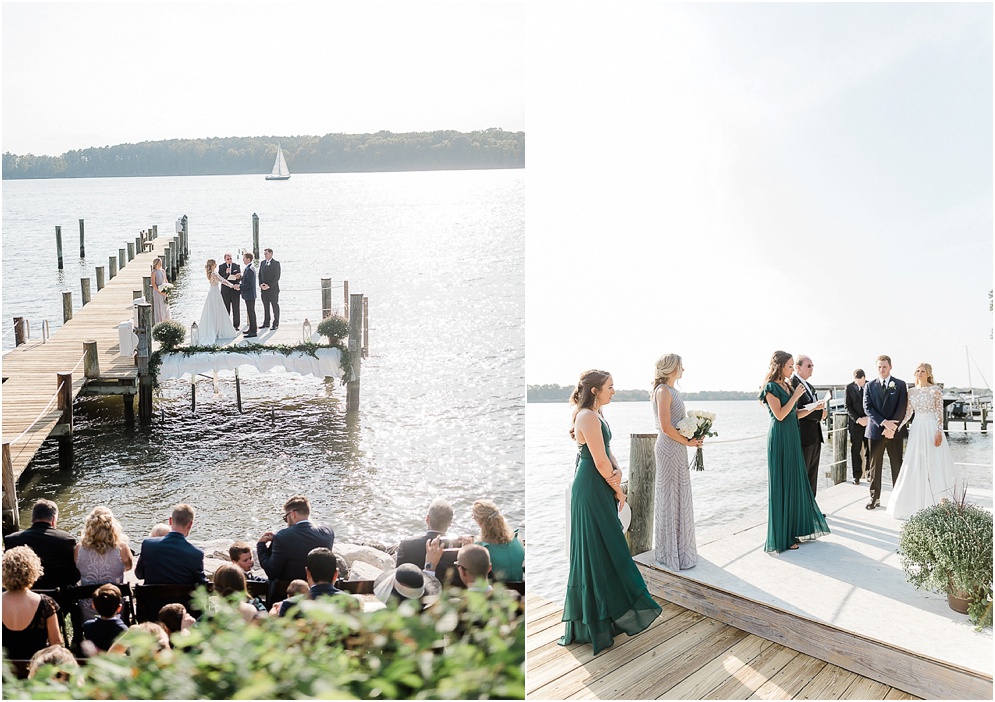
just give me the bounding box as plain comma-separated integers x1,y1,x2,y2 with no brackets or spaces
279,284,346,292
2,325,16,338
8,381,67,447
954,462,993,468
71,352,87,374
704,434,766,444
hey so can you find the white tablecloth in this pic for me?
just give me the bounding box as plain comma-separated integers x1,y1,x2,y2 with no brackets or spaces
157,347,342,380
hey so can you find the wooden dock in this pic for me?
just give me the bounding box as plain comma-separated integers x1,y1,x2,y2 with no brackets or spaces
525,591,920,699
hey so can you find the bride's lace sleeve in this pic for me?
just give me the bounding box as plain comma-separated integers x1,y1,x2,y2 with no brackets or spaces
931,385,943,431
902,394,914,426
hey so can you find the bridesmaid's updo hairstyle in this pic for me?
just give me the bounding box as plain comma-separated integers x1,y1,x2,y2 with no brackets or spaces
762,350,794,390
652,354,682,393
205,259,217,281
152,258,163,270
916,362,934,385
569,369,611,440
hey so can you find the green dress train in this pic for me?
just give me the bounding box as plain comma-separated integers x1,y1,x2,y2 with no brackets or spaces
559,416,662,654
760,382,831,553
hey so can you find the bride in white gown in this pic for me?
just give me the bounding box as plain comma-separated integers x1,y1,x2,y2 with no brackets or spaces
199,259,238,346
887,363,958,519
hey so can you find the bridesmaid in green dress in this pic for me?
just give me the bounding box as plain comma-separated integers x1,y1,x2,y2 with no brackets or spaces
759,351,831,553
559,370,662,654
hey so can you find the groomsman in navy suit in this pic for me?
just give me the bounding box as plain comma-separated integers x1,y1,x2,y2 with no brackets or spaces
237,252,258,338
863,355,908,509
845,369,870,485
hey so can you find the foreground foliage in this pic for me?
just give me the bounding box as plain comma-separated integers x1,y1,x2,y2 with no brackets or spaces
3,587,524,699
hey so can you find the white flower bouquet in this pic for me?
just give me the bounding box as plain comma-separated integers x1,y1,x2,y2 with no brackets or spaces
676,409,718,471
161,282,175,304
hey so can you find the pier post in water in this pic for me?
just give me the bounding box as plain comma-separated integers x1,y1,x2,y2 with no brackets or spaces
252,213,260,261
2,443,18,534
56,372,74,470
136,302,153,425
343,280,350,320
55,226,64,270
163,246,172,281
81,278,91,306
179,218,187,257
108,255,117,280
83,341,100,379
62,292,73,323
79,219,85,258
831,412,848,485
346,293,363,412
96,266,105,291
13,317,27,347
119,248,126,271
363,297,369,357
626,433,656,556
127,242,135,262
135,236,143,255
321,278,332,319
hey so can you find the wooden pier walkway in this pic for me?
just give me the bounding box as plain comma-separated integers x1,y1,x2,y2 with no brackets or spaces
2,235,170,483
525,591,919,700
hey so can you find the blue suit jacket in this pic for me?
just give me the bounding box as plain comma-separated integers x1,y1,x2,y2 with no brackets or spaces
135,531,208,585
257,521,334,582
863,377,909,441
240,264,257,301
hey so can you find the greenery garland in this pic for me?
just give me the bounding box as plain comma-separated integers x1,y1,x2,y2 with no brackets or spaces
149,340,351,388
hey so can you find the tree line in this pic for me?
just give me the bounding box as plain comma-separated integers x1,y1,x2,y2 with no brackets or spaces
2,128,524,179
527,384,758,402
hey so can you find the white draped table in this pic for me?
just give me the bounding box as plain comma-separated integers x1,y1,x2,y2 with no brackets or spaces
158,347,342,380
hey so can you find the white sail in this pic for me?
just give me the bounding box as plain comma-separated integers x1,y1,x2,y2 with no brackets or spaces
266,145,291,180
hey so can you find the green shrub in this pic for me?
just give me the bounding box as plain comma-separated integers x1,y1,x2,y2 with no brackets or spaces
317,314,349,342
3,586,525,699
151,320,187,350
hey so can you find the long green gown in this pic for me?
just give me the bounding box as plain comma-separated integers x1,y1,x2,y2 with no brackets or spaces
559,416,662,654
760,382,831,553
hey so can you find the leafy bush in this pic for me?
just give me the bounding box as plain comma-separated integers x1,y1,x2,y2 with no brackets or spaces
151,320,186,350
3,586,525,699
898,498,993,628
317,314,349,342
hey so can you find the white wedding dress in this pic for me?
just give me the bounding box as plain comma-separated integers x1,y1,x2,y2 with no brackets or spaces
886,385,958,519
199,272,237,346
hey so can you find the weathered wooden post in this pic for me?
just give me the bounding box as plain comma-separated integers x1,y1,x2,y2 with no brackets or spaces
55,225,64,270
234,368,243,413
321,278,332,319
136,302,153,425
119,248,126,271
626,433,656,556
363,296,369,358
81,278,91,306
108,255,117,280
191,373,197,413
832,412,848,485
172,236,181,270
96,266,106,291
252,213,260,261
135,236,143,255
62,291,73,323
154,224,159,241
83,341,100,379
163,246,172,281
13,317,27,347
2,443,18,534
56,372,73,470
127,242,135,261
346,293,363,412
79,219,85,258
143,276,153,306
343,280,350,320
178,219,186,257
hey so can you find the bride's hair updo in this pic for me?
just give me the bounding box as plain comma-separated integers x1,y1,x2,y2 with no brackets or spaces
762,350,793,390
916,362,935,385
569,369,611,440
652,354,682,392
205,259,217,281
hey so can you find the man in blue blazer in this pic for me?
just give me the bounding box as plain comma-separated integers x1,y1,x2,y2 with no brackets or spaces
237,252,258,338
257,495,334,582
863,355,908,510
135,503,208,585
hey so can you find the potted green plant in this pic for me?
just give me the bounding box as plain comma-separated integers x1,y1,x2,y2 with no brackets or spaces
898,497,993,629
151,320,187,351
317,314,349,342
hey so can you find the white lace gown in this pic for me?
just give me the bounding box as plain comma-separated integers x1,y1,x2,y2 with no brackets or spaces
886,385,958,519
199,273,237,346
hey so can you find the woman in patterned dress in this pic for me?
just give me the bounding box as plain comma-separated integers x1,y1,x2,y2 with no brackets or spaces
75,506,133,621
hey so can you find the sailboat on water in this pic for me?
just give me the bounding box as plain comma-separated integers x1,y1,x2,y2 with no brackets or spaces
266,145,291,180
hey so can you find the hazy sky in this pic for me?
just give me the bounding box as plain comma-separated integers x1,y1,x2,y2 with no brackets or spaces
2,2,525,155
527,2,992,392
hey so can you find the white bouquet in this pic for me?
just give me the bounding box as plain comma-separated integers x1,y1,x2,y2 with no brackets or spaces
161,282,175,304
677,410,717,471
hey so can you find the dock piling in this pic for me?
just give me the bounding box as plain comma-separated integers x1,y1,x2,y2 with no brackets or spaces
57,372,74,470
2,443,18,534
81,278,91,306
143,276,152,306
55,226,64,270
235,368,243,413
626,433,657,556
343,280,350,320
163,246,171,281
252,213,260,261
346,293,363,411
179,219,186,257
321,278,332,319
96,266,105,291
832,412,848,484
136,302,153,425
83,341,100,379
363,296,369,358
62,291,73,323
119,248,126,271
127,242,135,262
13,317,27,347
79,219,85,258
108,255,117,280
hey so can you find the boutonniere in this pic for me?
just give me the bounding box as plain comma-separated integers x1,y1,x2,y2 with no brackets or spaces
887,381,896,390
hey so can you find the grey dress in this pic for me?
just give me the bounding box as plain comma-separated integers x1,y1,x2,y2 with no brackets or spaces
653,385,697,569
153,268,170,323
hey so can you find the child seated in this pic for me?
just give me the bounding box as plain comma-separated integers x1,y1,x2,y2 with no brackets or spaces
270,578,309,617
157,602,196,637
81,584,129,655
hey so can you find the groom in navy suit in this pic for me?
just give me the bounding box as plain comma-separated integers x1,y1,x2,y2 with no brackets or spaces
863,355,908,509
237,252,258,338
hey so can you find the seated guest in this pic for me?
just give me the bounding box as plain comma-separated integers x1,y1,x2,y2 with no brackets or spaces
396,499,456,569
256,495,334,582
149,523,170,538
270,579,309,617
81,584,129,655
229,541,266,581
75,506,133,621
455,544,493,592
3,499,80,589
212,564,267,623
373,563,442,609
157,603,196,637
135,503,208,585
110,622,171,654
471,499,524,582
1,546,63,660
278,547,344,617
27,645,78,681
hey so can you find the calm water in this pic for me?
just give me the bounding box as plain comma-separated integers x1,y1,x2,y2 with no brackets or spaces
526,399,993,604
2,170,525,548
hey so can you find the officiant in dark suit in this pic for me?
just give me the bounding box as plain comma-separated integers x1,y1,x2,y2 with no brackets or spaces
791,354,827,497
218,253,241,329
863,355,908,510
845,369,870,485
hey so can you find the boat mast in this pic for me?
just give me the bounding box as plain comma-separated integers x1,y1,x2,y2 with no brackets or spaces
966,345,974,409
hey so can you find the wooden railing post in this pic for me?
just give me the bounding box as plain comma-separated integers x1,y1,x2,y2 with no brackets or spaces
363,296,369,358
832,412,848,485
343,280,350,320
136,302,153,425
2,442,18,534
57,372,74,470
96,266,105,291
108,255,118,280
56,225,64,270
321,278,332,319
627,433,656,556
127,242,135,261
62,291,73,323
143,276,153,306
83,341,100,379
81,278,91,306
13,317,27,347
119,248,126,271
346,293,363,412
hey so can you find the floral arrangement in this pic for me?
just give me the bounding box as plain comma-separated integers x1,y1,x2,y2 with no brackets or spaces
161,282,176,304
317,314,350,342
151,320,186,351
677,410,718,471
